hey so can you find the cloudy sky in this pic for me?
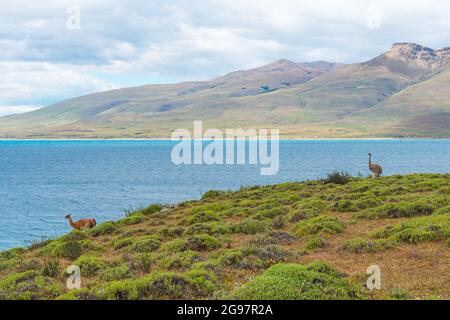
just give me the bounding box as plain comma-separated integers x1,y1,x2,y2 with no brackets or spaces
1,0,450,116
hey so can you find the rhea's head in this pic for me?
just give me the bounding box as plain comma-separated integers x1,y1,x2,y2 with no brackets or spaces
65,213,72,219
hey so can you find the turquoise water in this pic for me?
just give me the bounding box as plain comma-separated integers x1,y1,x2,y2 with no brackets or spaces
0,139,449,250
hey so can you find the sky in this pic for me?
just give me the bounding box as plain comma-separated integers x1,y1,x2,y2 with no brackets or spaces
1,0,450,116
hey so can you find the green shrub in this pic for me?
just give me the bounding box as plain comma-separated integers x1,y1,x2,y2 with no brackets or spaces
89,221,118,237
113,237,134,250
73,255,106,276
185,268,218,297
434,206,450,215
253,207,288,220
188,211,219,225
18,259,42,272
342,238,395,253
136,272,190,299
0,271,61,300
135,253,153,273
305,236,326,250
119,213,145,226
141,204,163,216
229,262,361,300
100,265,133,281
357,201,435,219
56,288,100,300
212,244,292,272
130,236,162,253
101,272,200,300
159,251,202,270
389,288,412,300
0,257,20,272
184,234,221,251
202,190,225,200
292,215,345,238
184,222,231,236
38,240,83,260
61,230,88,242
26,237,53,250
158,227,185,239
42,260,61,278
102,279,139,300
287,209,318,223
233,218,270,234
271,216,286,229
160,239,186,253
322,171,353,185
372,214,450,245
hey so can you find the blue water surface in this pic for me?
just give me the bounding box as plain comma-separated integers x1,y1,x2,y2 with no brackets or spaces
0,139,449,250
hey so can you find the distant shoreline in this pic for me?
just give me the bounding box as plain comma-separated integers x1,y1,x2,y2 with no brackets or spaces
1,138,450,141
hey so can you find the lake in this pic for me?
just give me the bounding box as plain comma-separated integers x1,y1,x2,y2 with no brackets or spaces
0,139,449,250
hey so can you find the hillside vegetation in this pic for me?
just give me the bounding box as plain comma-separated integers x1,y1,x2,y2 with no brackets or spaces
0,43,449,139
0,174,449,300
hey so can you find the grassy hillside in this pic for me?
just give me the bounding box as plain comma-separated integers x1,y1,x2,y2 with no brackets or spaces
341,64,450,137
0,174,449,300
0,44,449,139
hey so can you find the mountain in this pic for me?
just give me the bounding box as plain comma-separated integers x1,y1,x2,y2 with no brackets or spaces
0,43,449,138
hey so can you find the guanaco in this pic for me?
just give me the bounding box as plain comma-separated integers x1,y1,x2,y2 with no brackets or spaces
65,214,97,230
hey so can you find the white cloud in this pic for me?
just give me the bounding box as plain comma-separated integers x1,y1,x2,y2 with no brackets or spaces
0,61,117,116
0,105,42,117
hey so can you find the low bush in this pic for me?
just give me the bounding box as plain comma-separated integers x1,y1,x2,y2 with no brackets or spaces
130,236,162,253
184,234,222,251
89,221,118,237
101,270,218,300
322,171,353,185
371,214,450,245
118,213,145,226
356,201,436,219
0,271,61,300
113,237,134,250
73,255,106,276
140,204,164,216
38,240,83,260
292,215,345,238
342,238,395,253
202,190,225,200
188,211,219,225
41,260,61,278
305,236,326,250
135,253,153,273
389,288,412,300
228,262,361,300
100,265,133,281
159,251,202,270
184,222,231,236
232,218,270,235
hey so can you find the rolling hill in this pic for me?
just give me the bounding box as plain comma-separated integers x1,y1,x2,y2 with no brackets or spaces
0,43,449,139
0,174,449,300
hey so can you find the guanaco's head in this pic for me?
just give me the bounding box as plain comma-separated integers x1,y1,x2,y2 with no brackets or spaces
65,214,72,219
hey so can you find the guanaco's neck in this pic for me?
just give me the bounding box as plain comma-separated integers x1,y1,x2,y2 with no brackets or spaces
67,217,76,228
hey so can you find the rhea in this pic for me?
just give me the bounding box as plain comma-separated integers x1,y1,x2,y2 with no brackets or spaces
368,153,383,178
65,214,97,230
